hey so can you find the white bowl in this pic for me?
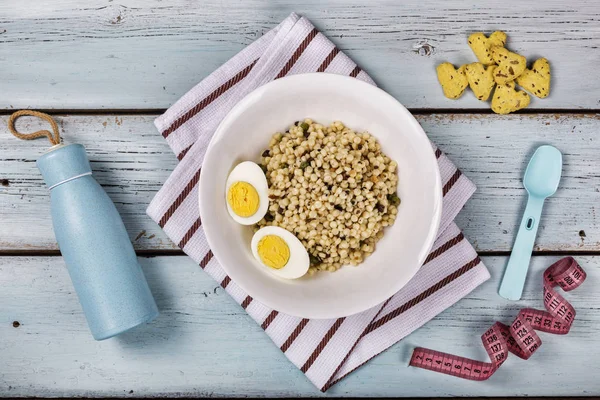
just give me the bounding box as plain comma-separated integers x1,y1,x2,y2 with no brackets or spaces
199,73,442,319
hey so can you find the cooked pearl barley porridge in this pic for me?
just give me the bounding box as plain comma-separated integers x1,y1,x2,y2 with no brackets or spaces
255,119,399,274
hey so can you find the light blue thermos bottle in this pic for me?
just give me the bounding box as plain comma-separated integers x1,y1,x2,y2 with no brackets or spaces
9,111,159,340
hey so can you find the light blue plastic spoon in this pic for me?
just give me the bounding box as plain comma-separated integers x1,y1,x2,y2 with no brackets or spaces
498,145,563,301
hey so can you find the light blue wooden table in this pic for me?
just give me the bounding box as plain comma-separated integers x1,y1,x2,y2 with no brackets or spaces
1,0,599,397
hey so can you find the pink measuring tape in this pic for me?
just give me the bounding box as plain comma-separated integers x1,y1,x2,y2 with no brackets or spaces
409,257,586,380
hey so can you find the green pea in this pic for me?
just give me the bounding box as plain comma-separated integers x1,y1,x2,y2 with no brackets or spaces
387,193,400,206
309,254,322,265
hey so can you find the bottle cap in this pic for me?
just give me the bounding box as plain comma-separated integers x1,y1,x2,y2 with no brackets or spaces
36,144,92,189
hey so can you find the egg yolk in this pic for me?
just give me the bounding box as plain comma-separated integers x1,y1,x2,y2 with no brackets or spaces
257,235,290,269
227,181,260,217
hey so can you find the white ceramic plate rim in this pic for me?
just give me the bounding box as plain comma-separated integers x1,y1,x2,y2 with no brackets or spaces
199,73,442,319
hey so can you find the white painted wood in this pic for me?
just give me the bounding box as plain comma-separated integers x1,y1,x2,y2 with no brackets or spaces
0,255,598,397
1,0,599,110
0,115,179,251
1,114,598,252
2,2,599,397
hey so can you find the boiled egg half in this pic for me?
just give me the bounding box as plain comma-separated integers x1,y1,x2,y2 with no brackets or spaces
225,161,269,225
251,226,310,279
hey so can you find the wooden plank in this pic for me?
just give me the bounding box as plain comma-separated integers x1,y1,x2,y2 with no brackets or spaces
1,0,599,110
1,113,598,252
425,113,600,253
0,114,179,251
0,255,598,397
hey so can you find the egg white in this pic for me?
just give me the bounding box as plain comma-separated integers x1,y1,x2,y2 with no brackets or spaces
251,226,310,280
225,161,269,225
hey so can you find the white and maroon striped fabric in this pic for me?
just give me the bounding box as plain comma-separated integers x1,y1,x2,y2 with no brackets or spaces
147,13,490,391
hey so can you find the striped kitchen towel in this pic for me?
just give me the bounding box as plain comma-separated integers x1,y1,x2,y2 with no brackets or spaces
147,13,490,391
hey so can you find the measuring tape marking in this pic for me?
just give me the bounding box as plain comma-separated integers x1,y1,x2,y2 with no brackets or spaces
409,257,586,380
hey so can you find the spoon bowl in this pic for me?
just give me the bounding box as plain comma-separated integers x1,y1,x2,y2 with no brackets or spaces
524,145,563,198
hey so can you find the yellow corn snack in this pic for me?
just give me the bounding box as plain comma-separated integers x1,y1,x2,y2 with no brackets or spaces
491,46,527,84
465,62,497,101
436,63,469,99
516,58,551,98
491,81,530,114
468,31,507,65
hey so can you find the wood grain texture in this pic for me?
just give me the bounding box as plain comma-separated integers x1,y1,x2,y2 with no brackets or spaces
2,1,600,397
0,114,179,251
1,255,598,397
1,0,599,110
1,113,598,252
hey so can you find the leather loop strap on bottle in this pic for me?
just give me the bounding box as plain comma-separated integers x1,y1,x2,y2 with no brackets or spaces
7,110,61,146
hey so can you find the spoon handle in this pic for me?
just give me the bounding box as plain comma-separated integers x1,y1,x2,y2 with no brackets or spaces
499,195,545,301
